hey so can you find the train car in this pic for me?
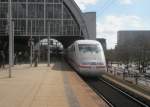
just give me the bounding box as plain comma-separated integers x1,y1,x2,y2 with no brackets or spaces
66,40,106,76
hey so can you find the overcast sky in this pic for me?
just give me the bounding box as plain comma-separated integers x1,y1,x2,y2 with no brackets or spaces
74,0,150,49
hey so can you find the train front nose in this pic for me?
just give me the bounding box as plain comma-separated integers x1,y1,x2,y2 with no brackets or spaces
78,60,106,76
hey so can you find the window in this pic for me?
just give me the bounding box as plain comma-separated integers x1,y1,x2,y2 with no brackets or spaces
79,44,101,54
0,1,82,37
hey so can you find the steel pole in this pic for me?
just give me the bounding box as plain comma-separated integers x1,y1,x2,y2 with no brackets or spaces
8,0,12,78
30,21,33,67
48,24,50,67
38,36,40,63
30,36,33,67
12,21,14,66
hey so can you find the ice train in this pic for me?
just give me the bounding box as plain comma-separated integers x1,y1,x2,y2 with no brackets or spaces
66,40,106,76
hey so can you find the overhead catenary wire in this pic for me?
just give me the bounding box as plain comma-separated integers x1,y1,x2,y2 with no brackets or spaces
98,0,116,17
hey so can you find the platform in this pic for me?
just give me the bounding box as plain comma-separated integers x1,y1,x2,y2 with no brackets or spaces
0,61,108,107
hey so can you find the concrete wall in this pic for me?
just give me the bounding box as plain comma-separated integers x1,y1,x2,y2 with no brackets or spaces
83,12,96,40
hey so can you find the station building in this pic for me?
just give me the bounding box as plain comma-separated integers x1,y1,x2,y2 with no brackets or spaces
0,0,96,48
117,31,150,62
0,0,96,63
117,31,150,48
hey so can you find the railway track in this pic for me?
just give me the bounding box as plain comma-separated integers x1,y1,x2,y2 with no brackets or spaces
83,77,149,107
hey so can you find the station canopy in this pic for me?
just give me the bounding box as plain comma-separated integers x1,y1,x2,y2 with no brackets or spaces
0,0,88,39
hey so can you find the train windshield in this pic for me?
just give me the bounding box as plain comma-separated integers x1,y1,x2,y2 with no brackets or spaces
78,44,101,54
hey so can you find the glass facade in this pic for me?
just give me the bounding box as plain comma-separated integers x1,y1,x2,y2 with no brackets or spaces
0,0,82,37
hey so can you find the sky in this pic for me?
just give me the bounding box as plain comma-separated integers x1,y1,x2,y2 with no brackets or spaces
74,0,150,49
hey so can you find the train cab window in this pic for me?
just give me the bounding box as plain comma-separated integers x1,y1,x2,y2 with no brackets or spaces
78,44,101,54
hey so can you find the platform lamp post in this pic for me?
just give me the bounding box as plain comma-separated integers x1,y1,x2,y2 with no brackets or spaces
8,0,13,78
12,21,14,66
29,20,34,67
47,24,50,67
29,36,34,67
38,36,41,63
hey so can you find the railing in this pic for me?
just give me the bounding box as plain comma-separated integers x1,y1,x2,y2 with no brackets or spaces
107,66,150,87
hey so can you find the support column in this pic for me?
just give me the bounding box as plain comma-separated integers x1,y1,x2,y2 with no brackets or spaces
8,0,13,78
44,0,46,37
26,0,28,36
12,22,14,66
38,36,41,63
47,24,50,67
30,21,33,67
61,0,64,36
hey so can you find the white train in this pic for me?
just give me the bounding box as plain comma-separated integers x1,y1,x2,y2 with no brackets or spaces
66,40,106,76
